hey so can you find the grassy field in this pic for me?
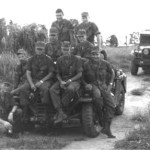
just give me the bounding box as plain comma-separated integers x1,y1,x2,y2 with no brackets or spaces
115,108,150,150
105,46,134,72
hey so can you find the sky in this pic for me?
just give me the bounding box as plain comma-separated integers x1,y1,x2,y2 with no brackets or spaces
1,0,150,42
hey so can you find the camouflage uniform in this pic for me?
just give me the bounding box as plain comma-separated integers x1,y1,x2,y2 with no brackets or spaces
51,19,73,44
77,21,100,44
20,54,54,104
0,83,22,133
14,60,27,89
45,27,62,62
50,54,83,110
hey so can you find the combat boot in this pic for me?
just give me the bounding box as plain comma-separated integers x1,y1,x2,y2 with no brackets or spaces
101,121,116,138
54,109,67,124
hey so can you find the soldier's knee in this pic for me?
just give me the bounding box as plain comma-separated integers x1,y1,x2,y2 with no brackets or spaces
67,85,75,92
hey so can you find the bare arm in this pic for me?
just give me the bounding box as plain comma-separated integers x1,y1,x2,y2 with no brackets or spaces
26,70,34,87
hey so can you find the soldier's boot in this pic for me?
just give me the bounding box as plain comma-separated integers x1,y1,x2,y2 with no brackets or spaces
54,109,67,124
101,121,116,138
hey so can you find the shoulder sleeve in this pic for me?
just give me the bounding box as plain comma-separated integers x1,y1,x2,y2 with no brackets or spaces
91,22,100,35
76,57,83,72
46,56,55,73
26,57,32,71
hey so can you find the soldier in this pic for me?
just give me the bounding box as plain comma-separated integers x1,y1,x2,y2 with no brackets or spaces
77,12,102,50
0,82,22,137
11,49,27,94
19,41,54,108
83,46,116,138
50,41,83,124
73,29,94,60
51,9,73,45
45,27,62,62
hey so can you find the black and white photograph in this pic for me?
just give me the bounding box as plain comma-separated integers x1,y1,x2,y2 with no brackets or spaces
0,0,150,149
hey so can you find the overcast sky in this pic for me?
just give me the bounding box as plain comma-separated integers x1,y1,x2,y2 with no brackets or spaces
1,0,150,41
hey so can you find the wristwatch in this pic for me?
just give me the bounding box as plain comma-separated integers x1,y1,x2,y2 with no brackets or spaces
40,80,44,84
109,82,113,86
68,79,72,83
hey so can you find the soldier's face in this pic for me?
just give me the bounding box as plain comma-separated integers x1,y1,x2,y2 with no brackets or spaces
90,52,100,61
56,12,63,22
50,34,58,42
62,47,71,55
82,16,89,23
78,35,86,42
17,53,26,61
35,47,45,55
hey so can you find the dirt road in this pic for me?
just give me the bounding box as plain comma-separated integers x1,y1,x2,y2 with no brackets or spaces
62,71,150,150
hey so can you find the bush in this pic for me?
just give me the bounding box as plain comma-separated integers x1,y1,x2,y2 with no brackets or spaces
0,51,18,83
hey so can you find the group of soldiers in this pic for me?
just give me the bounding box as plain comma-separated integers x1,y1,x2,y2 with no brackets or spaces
0,8,116,138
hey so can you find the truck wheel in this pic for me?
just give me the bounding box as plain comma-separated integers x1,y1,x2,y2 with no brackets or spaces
82,103,101,137
131,61,138,75
115,91,125,115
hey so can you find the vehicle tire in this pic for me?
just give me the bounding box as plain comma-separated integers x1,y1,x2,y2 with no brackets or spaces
131,61,138,75
115,91,125,115
82,103,101,138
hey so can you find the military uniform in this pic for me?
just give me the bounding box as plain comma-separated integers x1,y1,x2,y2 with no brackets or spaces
73,41,94,59
14,60,27,89
83,46,115,138
77,22,100,44
51,19,73,43
20,54,54,104
0,83,22,133
50,54,83,110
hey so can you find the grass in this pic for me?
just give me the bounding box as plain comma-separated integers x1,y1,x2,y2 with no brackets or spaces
0,136,68,149
115,107,150,150
0,51,19,83
105,46,134,72
130,88,145,96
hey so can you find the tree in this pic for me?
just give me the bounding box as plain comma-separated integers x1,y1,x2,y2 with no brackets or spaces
109,35,118,47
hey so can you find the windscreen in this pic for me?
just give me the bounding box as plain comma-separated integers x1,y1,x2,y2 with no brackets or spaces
140,34,150,45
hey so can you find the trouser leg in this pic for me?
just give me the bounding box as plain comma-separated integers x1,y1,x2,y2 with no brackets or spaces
62,81,80,108
39,81,51,104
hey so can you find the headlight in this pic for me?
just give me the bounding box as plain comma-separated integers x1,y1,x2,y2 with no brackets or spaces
143,49,149,55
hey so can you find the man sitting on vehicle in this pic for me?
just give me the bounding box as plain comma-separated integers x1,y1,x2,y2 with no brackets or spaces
83,46,116,138
19,41,54,112
0,82,22,137
50,41,83,124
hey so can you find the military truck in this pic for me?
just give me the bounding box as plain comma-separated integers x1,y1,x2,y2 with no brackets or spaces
131,31,150,75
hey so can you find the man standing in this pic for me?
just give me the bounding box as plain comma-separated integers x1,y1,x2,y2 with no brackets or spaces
50,41,83,124
45,27,62,62
83,46,116,138
77,12,102,49
51,9,73,45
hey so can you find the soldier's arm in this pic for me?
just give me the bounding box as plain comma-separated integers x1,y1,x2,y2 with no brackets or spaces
26,70,34,86
107,63,114,85
41,57,54,82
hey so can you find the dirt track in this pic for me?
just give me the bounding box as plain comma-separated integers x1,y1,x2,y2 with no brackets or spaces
62,70,150,150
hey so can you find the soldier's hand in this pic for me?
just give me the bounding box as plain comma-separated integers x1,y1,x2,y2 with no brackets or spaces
107,85,112,93
35,81,42,88
3,121,12,131
8,112,14,122
85,84,92,91
31,84,36,91
60,81,67,89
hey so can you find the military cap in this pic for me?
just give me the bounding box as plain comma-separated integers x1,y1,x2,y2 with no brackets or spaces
50,27,58,35
61,41,71,48
77,29,86,37
35,41,46,49
17,49,26,55
90,46,100,54
81,12,89,17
